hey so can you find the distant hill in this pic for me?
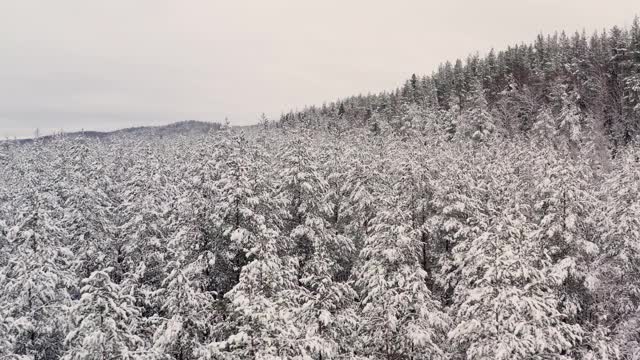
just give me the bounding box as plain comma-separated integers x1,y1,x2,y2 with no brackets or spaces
9,120,224,144
111,120,223,138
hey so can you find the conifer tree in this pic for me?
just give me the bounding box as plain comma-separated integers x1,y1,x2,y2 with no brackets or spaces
0,188,73,359
449,211,583,359
63,269,144,359
355,170,449,359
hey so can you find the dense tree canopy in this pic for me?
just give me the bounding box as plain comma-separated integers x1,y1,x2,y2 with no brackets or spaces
2,16,640,360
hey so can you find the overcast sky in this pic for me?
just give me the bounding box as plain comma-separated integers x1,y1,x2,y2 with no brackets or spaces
0,1,637,138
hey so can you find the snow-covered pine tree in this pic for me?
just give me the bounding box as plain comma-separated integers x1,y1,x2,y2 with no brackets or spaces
273,129,359,359
318,132,361,281
56,139,117,280
0,159,74,360
354,161,449,359
455,78,495,142
63,269,144,359
145,135,229,357
531,105,558,146
287,225,359,359
557,93,584,152
150,261,216,359
531,152,600,335
449,209,583,359
432,145,488,306
591,145,640,358
213,225,298,359
276,130,332,273
339,133,383,252
207,132,263,299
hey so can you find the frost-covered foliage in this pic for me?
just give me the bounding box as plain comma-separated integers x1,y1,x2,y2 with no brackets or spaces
1,122,639,359
281,17,640,149
63,269,144,360
4,18,640,356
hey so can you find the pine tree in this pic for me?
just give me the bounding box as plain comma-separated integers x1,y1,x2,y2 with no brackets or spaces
0,188,73,359
455,79,495,142
275,130,359,358
449,211,582,359
150,263,216,359
63,269,144,359
214,226,298,358
593,146,640,358
355,170,449,359
554,86,584,152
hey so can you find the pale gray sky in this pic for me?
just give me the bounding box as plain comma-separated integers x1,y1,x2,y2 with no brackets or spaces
0,0,637,138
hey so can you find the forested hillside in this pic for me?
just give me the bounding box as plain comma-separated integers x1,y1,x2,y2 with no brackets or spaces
280,17,640,152
1,18,640,360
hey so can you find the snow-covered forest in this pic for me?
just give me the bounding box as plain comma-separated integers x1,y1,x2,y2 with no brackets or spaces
2,18,640,360
281,18,640,151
